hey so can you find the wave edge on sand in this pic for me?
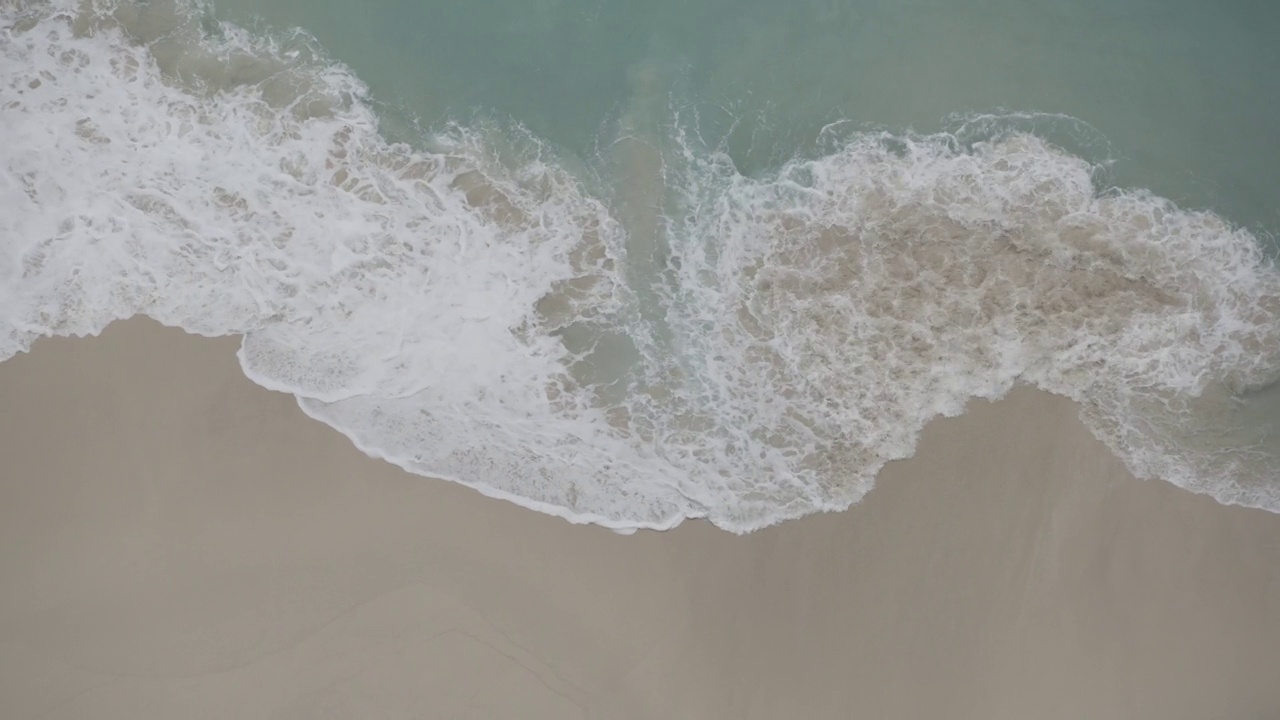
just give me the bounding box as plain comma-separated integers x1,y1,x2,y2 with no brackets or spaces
3,0,1278,531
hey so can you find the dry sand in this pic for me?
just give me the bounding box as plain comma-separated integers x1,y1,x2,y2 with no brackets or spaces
1,317,1279,719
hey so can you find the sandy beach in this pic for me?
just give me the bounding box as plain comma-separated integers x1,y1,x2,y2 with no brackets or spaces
1,316,1278,719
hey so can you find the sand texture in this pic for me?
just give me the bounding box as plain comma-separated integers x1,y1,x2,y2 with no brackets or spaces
2,318,1279,719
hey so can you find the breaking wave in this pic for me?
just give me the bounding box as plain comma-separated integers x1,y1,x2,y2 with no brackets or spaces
3,0,1278,531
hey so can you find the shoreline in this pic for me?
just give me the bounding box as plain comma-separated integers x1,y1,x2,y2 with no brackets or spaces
3,317,1280,718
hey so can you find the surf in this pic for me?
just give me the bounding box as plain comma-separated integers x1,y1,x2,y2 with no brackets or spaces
3,0,1278,532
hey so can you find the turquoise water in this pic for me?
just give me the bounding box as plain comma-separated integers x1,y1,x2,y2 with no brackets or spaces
3,0,1278,531
212,0,1280,232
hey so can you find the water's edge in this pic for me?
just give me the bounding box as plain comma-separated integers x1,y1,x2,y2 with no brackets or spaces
4,0,1278,533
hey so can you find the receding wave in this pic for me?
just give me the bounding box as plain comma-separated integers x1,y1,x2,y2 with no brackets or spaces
4,0,1278,532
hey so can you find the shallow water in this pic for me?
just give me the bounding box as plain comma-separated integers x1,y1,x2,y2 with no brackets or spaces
212,0,1280,231
3,0,1278,531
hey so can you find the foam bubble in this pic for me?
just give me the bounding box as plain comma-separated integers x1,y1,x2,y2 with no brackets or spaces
4,0,1278,532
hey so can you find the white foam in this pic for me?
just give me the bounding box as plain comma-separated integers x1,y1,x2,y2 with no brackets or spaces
654,128,1280,522
4,0,1278,533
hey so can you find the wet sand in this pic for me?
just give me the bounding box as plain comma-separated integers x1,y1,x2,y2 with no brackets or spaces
1,317,1278,719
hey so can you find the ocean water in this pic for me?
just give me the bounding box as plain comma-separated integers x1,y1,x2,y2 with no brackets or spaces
2,0,1278,532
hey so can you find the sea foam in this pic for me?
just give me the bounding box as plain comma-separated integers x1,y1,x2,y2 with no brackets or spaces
4,0,1278,532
